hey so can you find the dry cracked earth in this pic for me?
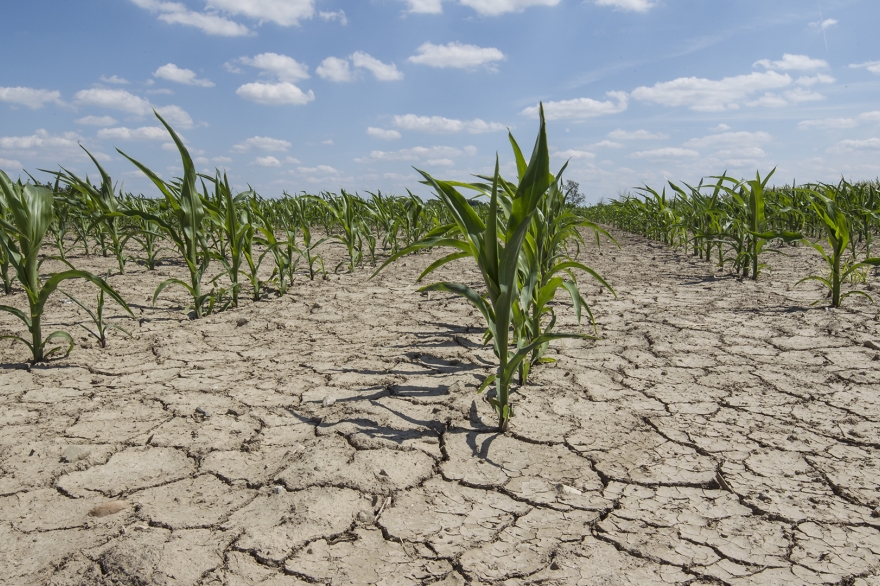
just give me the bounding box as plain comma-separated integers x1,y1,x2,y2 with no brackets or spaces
1,229,880,585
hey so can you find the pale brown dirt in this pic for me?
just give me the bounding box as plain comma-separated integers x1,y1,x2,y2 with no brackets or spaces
1,230,880,585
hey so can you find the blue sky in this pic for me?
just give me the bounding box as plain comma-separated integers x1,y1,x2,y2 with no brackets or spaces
1,0,878,203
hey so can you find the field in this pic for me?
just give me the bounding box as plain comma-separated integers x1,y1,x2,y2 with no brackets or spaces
1,226,879,585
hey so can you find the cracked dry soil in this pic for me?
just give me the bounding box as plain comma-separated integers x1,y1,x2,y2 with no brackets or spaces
1,228,880,586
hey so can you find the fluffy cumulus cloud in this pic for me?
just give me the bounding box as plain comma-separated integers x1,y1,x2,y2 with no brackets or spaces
252,155,281,167
594,0,655,12
238,53,309,82
608,129,667,140
75,115,118,126
232,136,292,152
350,52,403,81
521,91,628,120
849,61,880,74
392,114,505,134
317,52,402,82
74,88,152,115
554,149,595,159
0,86,63,109
97,126,170,141
129,0,251,36
828,138,880,153
630,147,700,160
0,129,85,159
631,71,793,111
798,110,880,130
153,63,215,87
205,0,315,26
753,54,828,71
402,0,559,15
367,127,402,140
810,18,837,30
407,42,504,70
357,145,476,163
316,57,353,82
236,82,315,105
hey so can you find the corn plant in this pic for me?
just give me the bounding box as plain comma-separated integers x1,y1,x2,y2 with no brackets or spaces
117,111,213,317
61,289,134,348
796,187,880,306
203,173,252,306
0,170,132,362
50,147,129,273
376,106,592,431
125,196,164,270
308,191,366,273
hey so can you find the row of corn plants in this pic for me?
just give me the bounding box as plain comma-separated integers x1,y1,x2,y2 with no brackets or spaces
0,111,463,363
583,172,880,306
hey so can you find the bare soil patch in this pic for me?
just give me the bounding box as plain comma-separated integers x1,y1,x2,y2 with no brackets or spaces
1,229,879,585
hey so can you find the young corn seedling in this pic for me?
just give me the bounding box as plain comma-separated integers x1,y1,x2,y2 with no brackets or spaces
203,172,252,307
796,187,880,307
117,111,213,318
376,106,589,431
0,170,132,362
61,289,134,348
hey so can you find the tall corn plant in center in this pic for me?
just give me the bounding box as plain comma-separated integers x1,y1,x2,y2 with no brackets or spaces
117,111,212,317
376,106,578,431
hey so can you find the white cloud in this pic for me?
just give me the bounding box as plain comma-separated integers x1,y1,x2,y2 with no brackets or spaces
367,127,402,140
407,42,505,70
754,54,828,71
403,0,443,13
392,114,505,133
521,91,628,120
458,0,560,16
594,0,654,12
318,53,403,82
631,71,792,111
630,147,700,159
154,63,215,87
205,0,315,26
828,138,880,152
130,0,251,36
425,158,455,166
350,52,403,81
0,87,63,109
316,57,353,82
100,75,130,85
213,156,233,164
554,149,595,159
684,131,771,149
318,9,346,24
238,53,309,82
74,88,152,115
296,165,340,176
795,73,835,86
154,104,195,128
232,136,291,152
97,126,169,141
809,18,837,30
608,129,667,140
593,140,623,148
849,61,880,74
146,88,175,95
0,157,22,168
798,111,880,130
76,115,118,126
711,123,731,132
357,145,468,163
252,155,281,167
321,140,334,145
236,82,315,105
0,129,85,159
284,156,301,164
224,62,244,74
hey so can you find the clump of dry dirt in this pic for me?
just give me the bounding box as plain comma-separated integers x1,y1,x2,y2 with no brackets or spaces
1,230,879,585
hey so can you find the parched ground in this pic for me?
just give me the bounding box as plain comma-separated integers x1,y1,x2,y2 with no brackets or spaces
1,228,880,586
